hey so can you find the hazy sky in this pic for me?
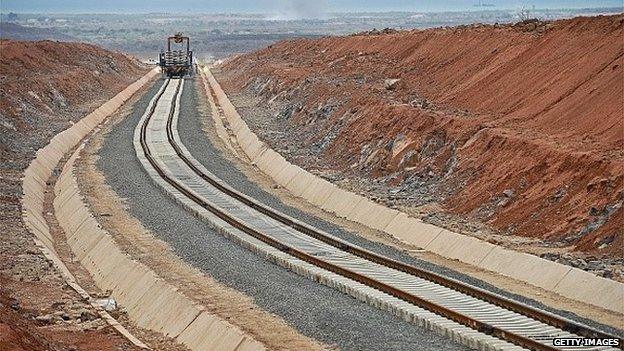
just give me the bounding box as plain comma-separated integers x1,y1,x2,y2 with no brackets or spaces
2,0,622,14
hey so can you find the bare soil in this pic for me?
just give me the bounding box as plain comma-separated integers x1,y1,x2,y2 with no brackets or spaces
0,280,139,351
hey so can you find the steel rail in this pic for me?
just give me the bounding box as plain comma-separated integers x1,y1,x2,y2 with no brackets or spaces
139,78,621,351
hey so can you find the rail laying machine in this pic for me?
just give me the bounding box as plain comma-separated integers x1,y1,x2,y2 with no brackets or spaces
159,33,194,78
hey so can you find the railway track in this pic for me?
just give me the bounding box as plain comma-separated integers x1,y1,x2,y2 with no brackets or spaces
135,77,622,351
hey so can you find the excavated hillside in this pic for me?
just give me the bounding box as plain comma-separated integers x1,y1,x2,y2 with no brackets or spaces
0,40,148,350
217,15,624,258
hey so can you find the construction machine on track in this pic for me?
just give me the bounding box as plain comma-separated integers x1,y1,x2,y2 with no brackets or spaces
159,33,194,78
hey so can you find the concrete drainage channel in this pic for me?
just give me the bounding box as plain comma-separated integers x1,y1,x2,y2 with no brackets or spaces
134,76,622,351
21,68,264,351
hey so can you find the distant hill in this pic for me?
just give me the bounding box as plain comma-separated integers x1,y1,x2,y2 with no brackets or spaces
0,22,76,41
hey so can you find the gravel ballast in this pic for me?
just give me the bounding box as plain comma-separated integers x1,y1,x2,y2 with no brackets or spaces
96,77,470,351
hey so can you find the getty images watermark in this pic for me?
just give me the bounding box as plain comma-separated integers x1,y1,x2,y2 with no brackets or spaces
552,337,620,347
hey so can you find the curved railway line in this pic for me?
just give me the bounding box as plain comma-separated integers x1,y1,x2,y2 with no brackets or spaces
136,77,622,351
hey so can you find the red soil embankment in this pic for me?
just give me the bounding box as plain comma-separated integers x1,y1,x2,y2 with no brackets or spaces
0,40,148,350
219,15,624,256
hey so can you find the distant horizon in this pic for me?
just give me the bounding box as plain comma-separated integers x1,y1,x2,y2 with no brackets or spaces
2,7,624,15
2,0,622,16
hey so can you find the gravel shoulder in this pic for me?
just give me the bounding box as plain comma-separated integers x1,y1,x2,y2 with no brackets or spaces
94,76,471,351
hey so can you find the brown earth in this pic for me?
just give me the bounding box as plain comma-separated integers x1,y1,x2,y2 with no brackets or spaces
0,40,148,350
217,15,624,258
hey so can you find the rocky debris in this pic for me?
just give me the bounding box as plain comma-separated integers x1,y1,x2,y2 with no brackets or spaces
5,283,110,332
79,308,97,322
356,28,399,36
540,253,624,281
384,78,401,90
513,18,549,33
35,314,54,324
95,297,117,312
551,187,567,202
409,98,430,109
28,295,110,329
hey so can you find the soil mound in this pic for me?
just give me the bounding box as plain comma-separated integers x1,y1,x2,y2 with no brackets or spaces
218,15,624,257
